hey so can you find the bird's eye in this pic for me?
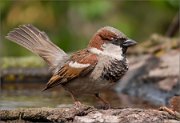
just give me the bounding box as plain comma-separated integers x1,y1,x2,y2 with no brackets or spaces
111,38,120,45
110,37,114,40
119,37,126,41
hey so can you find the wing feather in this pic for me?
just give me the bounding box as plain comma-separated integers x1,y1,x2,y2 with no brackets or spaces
43,50,97,91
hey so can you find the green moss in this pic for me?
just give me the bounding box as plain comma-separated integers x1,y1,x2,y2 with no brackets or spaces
0,56,46,69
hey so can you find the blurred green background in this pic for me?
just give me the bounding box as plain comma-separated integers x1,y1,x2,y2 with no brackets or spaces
0,0,178,56
0,0,179,110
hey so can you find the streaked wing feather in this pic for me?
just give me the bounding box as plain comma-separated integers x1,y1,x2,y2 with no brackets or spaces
43,50,97,90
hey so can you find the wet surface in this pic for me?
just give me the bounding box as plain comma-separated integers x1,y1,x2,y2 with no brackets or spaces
0,83,72,110
0,82,158,110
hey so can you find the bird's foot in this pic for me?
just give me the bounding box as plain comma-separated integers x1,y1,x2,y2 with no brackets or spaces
95,93,111,110
95,102,111,110
73,101,82,109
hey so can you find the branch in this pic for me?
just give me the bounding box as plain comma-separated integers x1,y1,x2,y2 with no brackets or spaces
165,13,179,37
0,105,179,123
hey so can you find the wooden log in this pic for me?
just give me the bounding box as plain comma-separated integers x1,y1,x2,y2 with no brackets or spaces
0,105,179,123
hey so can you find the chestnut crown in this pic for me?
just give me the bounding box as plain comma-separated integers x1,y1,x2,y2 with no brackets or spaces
88,26,136,52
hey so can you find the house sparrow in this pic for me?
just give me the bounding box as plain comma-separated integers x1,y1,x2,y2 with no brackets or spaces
6,24,136,107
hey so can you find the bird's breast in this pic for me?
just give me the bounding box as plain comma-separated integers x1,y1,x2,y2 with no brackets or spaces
101,59,128,82
90,56,128,82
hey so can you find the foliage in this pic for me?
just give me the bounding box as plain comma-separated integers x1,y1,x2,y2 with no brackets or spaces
0,0,178,56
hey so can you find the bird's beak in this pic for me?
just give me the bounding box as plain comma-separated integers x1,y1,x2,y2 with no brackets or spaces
123,39,137,47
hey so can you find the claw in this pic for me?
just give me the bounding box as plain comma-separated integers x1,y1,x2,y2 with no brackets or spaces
74,101,82,107
95,93,111,109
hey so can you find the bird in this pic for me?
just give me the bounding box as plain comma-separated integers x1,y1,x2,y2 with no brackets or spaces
6,24,137,108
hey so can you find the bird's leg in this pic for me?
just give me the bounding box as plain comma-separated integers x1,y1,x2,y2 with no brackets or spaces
95,93,110,109
68,91,82,107
62,85,82,107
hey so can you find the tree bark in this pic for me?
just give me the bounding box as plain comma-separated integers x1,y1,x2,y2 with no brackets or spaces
0,105,179,123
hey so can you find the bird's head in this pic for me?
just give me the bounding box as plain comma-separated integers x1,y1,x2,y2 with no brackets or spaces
88,26,137,56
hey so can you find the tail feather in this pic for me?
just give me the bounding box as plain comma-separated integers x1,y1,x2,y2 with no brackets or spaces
42,86,50,92
6,24,68,72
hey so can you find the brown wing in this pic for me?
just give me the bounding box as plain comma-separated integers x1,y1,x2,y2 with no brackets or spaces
43,49,98,91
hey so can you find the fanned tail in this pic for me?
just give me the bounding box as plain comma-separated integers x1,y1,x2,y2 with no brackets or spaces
6,24,68,72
